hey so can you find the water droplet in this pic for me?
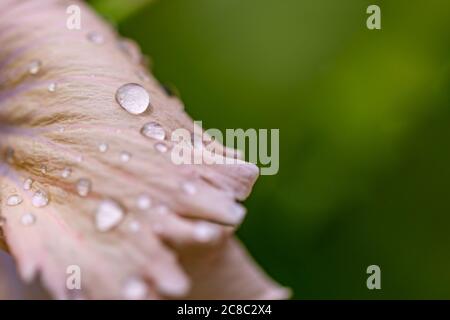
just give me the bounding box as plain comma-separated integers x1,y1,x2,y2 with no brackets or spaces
136,194,151,210
95,199,124,232
6,194,22,206
61,167,72,178
32,190,49,208
20,213,36,226
120,151,131,162
128,220,141,233
76,178,91,197
115,83,150,115
40,165,47,174
23,178,33,190
181,182,197,195
48,82,57,92
87,31,104,44
154,142,168,153
141,122,165,141
193,222,220,243
122,277,148,300
98,143,108,153
28,60,41,75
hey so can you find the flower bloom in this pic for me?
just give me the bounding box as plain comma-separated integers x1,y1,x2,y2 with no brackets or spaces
0,0,288,299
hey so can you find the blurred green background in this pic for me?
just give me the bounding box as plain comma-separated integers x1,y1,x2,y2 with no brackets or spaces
91,0,450,298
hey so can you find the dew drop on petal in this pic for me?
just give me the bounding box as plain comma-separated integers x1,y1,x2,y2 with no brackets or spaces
120,151,131,162
141,122,165,141
23,178,33,190
40,165,47,174
122,277,148,300
181,182,197,195
87,31,104,44
32,190,49,208
48,82,57,92
154,142,168,153
76,178,91,197
6,195,23,206
61,167,72,179
115,83,150,115
98,143,108,153
20,213,36,226
136,194,151,210
95,199,124,232
28,60,41,75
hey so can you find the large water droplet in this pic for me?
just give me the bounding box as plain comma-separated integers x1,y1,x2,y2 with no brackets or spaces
154,142,168,153
76,178,91,197
136,194,151,210
28,60,41,75
115,83,150,115
122,277,148,300
21,213,36,226
141,122,165,141
98,143,108,153
87,31,104,44
32,190,49,208
7,195,23,206
120,151,131,162
95,199,124,232
61,167,72,178
23,178,33,190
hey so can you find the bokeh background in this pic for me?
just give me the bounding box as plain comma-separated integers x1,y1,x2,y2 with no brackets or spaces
90,0,450,298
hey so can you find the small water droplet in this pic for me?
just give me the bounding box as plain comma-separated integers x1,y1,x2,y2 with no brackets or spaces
141,122,165,141
48,82,57,92
193,222,220,243
154,142,168,153
115,83,150,115
128,220,141,233
98,143,108,153
136,194,151,210
181,182,197,195
20,213,36,226
122,277,148,300
32,190,49,208
6,194,22,206
40,165,47,174
120,151,131,162
23,178,33,190
76,178,91,197
95,199,124,232
61,167,72,178
87,31,104,44
28,60,41,75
